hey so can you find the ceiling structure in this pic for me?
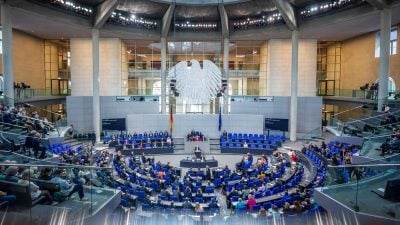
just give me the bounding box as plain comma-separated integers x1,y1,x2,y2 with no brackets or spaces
5,0,400,41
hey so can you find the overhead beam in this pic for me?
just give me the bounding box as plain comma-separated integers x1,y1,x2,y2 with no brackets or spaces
272,0,297,31
94,0,119,29
365,0,388,10
218,4,229,38
161,3,175,38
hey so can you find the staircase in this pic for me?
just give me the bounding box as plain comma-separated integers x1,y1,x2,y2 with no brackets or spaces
173,137,185,152
210,138,221,153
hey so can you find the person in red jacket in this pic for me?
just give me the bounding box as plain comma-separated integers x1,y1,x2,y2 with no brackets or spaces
246,194,257,211
291,151,298,162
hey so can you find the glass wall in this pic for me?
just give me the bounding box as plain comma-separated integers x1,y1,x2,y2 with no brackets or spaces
44,40,71,96
123,40,162,96
317,41,341,96
228,41,266,96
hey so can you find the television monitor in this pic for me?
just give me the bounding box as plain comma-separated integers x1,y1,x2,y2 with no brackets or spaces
384,179,400,201
102,118,126,131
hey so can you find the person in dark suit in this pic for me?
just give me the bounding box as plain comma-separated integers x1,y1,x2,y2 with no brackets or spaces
91,131,96,146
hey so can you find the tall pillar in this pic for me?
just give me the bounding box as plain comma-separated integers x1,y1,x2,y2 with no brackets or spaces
92,29,101,142
377,8,391,112
290,30,299,142
1,2,14,106
223,37,229,114
161,37,167,114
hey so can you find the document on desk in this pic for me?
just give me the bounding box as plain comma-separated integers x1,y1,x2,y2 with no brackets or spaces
377,188,385,193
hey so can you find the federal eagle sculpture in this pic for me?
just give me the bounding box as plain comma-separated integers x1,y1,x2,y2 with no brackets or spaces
168,59,223,105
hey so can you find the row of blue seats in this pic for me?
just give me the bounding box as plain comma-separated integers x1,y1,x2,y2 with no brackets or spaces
304,150,326,186
106,133,171,141
223,139,280,145
158,194,214,203
305,150,323,168
221,142,276,150
224,133,286,142
50,144,82,155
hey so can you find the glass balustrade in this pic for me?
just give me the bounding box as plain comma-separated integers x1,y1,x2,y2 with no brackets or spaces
0,162,117,224
321,163,400,221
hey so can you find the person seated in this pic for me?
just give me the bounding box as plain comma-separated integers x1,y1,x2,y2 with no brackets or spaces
235,198,246,211
271,205,281,218
0,191,16,206
166,137,172,146
195,188,203,198
222,130,228,139
183,187,192,199
194,202,204,214
51,169,88,201
160,187,170,198
152,140,158,148
38,167,53,181
172,187,181,201
243,142,248,148
246,194,256,211
292,201,303,213
209,199,219,209
182,198,192,208
4,166,19,182
282,201,292,213
18,169,55,205
258,207,267,217
246,153,253,163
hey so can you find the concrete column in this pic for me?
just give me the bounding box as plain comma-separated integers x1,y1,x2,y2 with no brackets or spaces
259,41,268,96
223,37,229,114
161,37,167,114
377,8,391,112
290,30,299,141
92,29,101,142
1,2,14,106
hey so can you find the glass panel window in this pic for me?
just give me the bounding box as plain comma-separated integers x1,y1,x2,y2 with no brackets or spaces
375,27,397,57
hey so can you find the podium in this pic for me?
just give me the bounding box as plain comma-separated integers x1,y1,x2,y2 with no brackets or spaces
184,141,210,154
195,150,202,159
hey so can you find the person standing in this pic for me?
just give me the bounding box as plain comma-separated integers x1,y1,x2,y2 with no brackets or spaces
91,131,96,146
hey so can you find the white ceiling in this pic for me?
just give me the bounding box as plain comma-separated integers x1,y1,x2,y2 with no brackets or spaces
6,0,400,42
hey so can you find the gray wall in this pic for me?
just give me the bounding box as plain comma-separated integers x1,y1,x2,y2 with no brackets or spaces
126,114,264,138
67,96,159,132
230,96,322,137
67,96,322,137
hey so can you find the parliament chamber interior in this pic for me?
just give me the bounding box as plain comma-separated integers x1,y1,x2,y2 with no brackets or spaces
0,0,400,225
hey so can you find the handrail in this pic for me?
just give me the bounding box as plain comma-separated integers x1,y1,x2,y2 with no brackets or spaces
22,103,63,117
365,133,394,140
1,112,57,126
374,120,400,129
0,121,27,129
327,163,400,168
331,104,369,118
345,108,400,125
0,162,107,169
0,112,60,136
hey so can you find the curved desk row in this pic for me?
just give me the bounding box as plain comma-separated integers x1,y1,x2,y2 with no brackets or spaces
221,148,274,155
121,148,174,156
180,159,219,168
